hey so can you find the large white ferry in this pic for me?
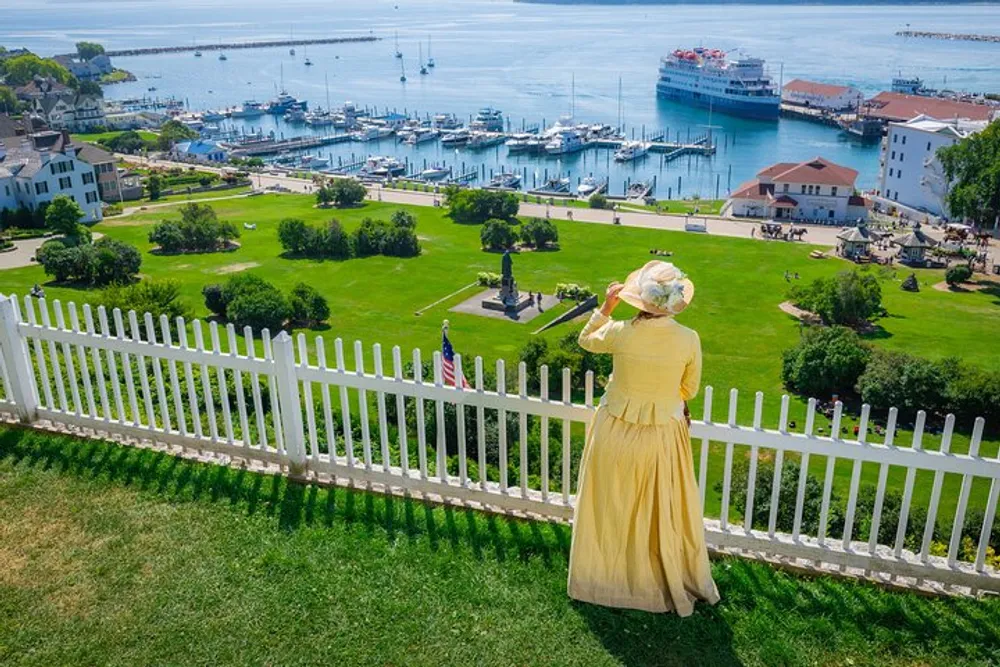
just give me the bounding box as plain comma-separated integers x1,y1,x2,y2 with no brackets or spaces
656,48,779,120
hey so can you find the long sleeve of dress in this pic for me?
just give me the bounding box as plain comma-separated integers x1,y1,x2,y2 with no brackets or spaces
680,331,702,401
578,311,624,354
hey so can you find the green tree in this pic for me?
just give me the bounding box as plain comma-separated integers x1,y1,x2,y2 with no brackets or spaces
289,283,330,326
148,221,184,253
100,130,146,153
589,192,608,209
1,54,74,86
202,284,227,316
789,270,882,328
520,218,559,249
449,189,519,224
147,173,163,201
329,178,367,207
382,225,421,257
480,218,518,251
780,325,870,399
319,219,352,259
98,280,190,335
277,218,312,255
44,194,85,238
353,218,390,257
78,80,103,97
0,85,19,113
156,119,199,151
856,350,949,414
76,42,106,60
938,120,1000,229
226,275,289,332
945,264,972,286
390,209,417,230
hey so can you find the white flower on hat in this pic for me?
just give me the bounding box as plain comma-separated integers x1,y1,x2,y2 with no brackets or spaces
638,264,688,313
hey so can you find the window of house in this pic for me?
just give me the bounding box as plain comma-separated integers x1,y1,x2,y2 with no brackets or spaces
59,176,72,190
900,153,904,162
82,172,95,185
889,168,894,177
891,151,896,160
828,210,835,218
898,170,902,179
85,191,98,204
893,134,898,143
902,135,907,145
34,182,48,195
831,186,838,196
783,183,789,193
927,141,932,151
801,185,806,194
3,185,8,197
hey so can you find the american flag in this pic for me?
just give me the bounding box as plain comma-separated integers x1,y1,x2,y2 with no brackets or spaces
441,323,470,388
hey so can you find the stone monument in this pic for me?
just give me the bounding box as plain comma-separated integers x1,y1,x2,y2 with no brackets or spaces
482,249,532,313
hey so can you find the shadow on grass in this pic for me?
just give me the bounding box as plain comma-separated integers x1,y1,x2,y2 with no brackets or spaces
3,426,1000,665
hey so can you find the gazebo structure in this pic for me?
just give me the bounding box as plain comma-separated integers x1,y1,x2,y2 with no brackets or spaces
892,222,938,266
836,223,875,260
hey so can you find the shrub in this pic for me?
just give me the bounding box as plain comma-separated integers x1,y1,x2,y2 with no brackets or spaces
353,218,390,257
98,280,190,335
856,350,950,414
781,326,870,399
788,269,882,327
480,218,518,251
319,219,352,259
45,194,87,238
92,237,141,285
382,225,421,257
227,288,289,333
277,218,313,255
148,203,238,253
449,189,519,224
945,264,973,286
477,271,502,287
322,178,366,207
202,284,226,316
288,283,330,326
36,236,140,286
555,283,595,301
147,173,163,201
517,330,612,395
520,218,559,249
589,193,608,209
390,209,417,230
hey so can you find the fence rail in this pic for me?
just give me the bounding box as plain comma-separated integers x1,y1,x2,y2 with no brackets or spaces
0,293,998,594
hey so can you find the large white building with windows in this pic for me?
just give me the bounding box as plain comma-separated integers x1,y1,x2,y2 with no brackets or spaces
0,131,104,222
877,114,989,219
724,157,869,222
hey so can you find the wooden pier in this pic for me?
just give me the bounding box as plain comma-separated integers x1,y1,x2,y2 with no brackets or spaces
106,35,379,58
226,133,352,157
896,30,1000,44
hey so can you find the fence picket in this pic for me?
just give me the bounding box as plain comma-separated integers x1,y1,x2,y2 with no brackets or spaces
298,335,319,461
868,408,897,556
24,297,54,410
518,361,528,497
131,311,156,430
817,401,843,545
432,351,447,483
699,386,713,506
192,320,217,442
455,354,468,487
354,341,372,470
245,327,268,450
176,317,202,438
475,356,486,489
719,389,738,530
262,330,284,454
99,307,127,425
744,391,763,533
69,304,97,419
318,339,337,460
38,299,68,414
842,404,870,550
768,395,790,538
228,324,249,449
976,440,1000,571
373,344,390,469
792,398,817,541
540,364,550,503
561,367,571,504
146,313,171,434
894,411,926,558
113,309,141,427
211,322,235,446
336,339,355,468
392,346,407,475
949,418,985,566
497,359,508,494
161,316,186,436
53,301,81,417
83,306,111,422
921,414,955,562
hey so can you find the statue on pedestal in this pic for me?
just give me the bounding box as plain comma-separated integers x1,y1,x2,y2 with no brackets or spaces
499,249,519,309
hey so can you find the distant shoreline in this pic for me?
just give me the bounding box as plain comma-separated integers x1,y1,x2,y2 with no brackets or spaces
515,0,1000,4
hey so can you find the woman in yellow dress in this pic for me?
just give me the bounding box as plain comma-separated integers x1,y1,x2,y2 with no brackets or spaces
568,261,719,616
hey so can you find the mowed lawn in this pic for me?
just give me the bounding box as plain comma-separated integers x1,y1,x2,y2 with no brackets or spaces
2,194,999,518
3,427,1000,667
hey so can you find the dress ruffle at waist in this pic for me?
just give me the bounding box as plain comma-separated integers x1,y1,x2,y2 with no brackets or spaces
600,391,685,426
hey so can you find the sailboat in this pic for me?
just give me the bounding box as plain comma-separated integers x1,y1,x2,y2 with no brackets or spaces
399,58,407,83
218,37,227,61
289,27,295,55
427,35,435,68
419,44,428,75
193,38,202,57
394,32,402,59
304,46,313,67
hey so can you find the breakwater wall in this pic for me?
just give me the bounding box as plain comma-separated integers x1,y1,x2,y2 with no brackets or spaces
106,36,379,58
896,31,1000,44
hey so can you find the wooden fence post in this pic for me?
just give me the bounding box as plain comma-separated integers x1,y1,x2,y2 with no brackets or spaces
0,295,38,423
272,331,308,476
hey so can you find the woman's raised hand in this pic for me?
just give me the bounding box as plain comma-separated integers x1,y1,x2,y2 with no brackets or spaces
601,281,624,316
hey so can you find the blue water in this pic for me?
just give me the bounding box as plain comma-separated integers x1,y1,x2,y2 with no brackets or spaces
5,0,1000,196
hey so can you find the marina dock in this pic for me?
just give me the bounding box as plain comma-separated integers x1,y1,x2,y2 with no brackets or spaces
106,35,379,58
225,134,352,156
896,30,1000,44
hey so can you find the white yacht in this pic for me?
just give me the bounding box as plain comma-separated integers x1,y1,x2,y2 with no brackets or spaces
283,106,306,123
505,133,542,154
363,156,406,178
433,113,462,129
544,129,586,156
467,131,505,150
657,47,779,120
577,176,600,197
420,165,452,180
351,125,394,142
298,155,330,170
614,140,650,162
305,109,334,127
470,107,504,132
490,172,521,190
405,128,439,145
440,129,471,146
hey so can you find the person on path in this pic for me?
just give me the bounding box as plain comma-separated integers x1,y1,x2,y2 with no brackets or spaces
569,261,719,616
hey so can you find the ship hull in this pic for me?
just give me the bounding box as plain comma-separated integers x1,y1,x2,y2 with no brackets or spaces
656,83,779,120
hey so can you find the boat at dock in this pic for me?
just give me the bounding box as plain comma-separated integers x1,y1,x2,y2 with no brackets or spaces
405,128,439,145
305,109,334,127
268,91,307,115
420,165,452,180
230,100,266,118
614,140,650,162
544,129,586,156
577,176,600,197
362,156,406,178
466,131,506,150
657,47,779,120
470,107,504,132
298,155,330,170
351,125,394,142
627,179,654,200
283,106,307,123
535,176,571,194
202,110,226,122
505,133,543,154
490,172,521,190
433,113,461,130
440,129,470,146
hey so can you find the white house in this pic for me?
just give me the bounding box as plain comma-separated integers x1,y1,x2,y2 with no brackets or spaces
781,79,863,112
724,157,869,223
877,114,988,219
0,131,104,222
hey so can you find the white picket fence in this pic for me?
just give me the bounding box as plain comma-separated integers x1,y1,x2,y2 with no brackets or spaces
0,292,998,594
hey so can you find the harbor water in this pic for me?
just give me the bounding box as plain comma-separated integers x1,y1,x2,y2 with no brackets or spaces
6,0,1000,196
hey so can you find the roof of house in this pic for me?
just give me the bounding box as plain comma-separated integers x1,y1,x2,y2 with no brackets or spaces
14,76,72,99
892,223,938,249
783,79,855,97
729,180,775,201
175,140,225,155
847,194,868,207
75,142,116,165
0,113,25,139
891,113,988,139
867,92,996,123
0,131,103,178
836,225,875,243
758,157,859,187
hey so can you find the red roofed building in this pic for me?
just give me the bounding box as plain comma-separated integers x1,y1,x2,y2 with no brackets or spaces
724,157,869,222
865,92,997,123
782,79,863,112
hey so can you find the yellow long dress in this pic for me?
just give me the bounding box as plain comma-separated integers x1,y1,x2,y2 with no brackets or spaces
568,310,719,616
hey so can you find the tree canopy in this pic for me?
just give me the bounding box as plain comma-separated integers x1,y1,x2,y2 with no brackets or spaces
156,120,199,150
44,195,86,239
788,269,883,328
0,85,18,113
448,189,520,224
75,41,106,61
938,120,1000,229
0,54,75,86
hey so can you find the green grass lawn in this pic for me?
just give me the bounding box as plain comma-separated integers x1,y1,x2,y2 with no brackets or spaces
71,130,158,145
2,426,999,667
2,193,998,524
135,185,252,205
